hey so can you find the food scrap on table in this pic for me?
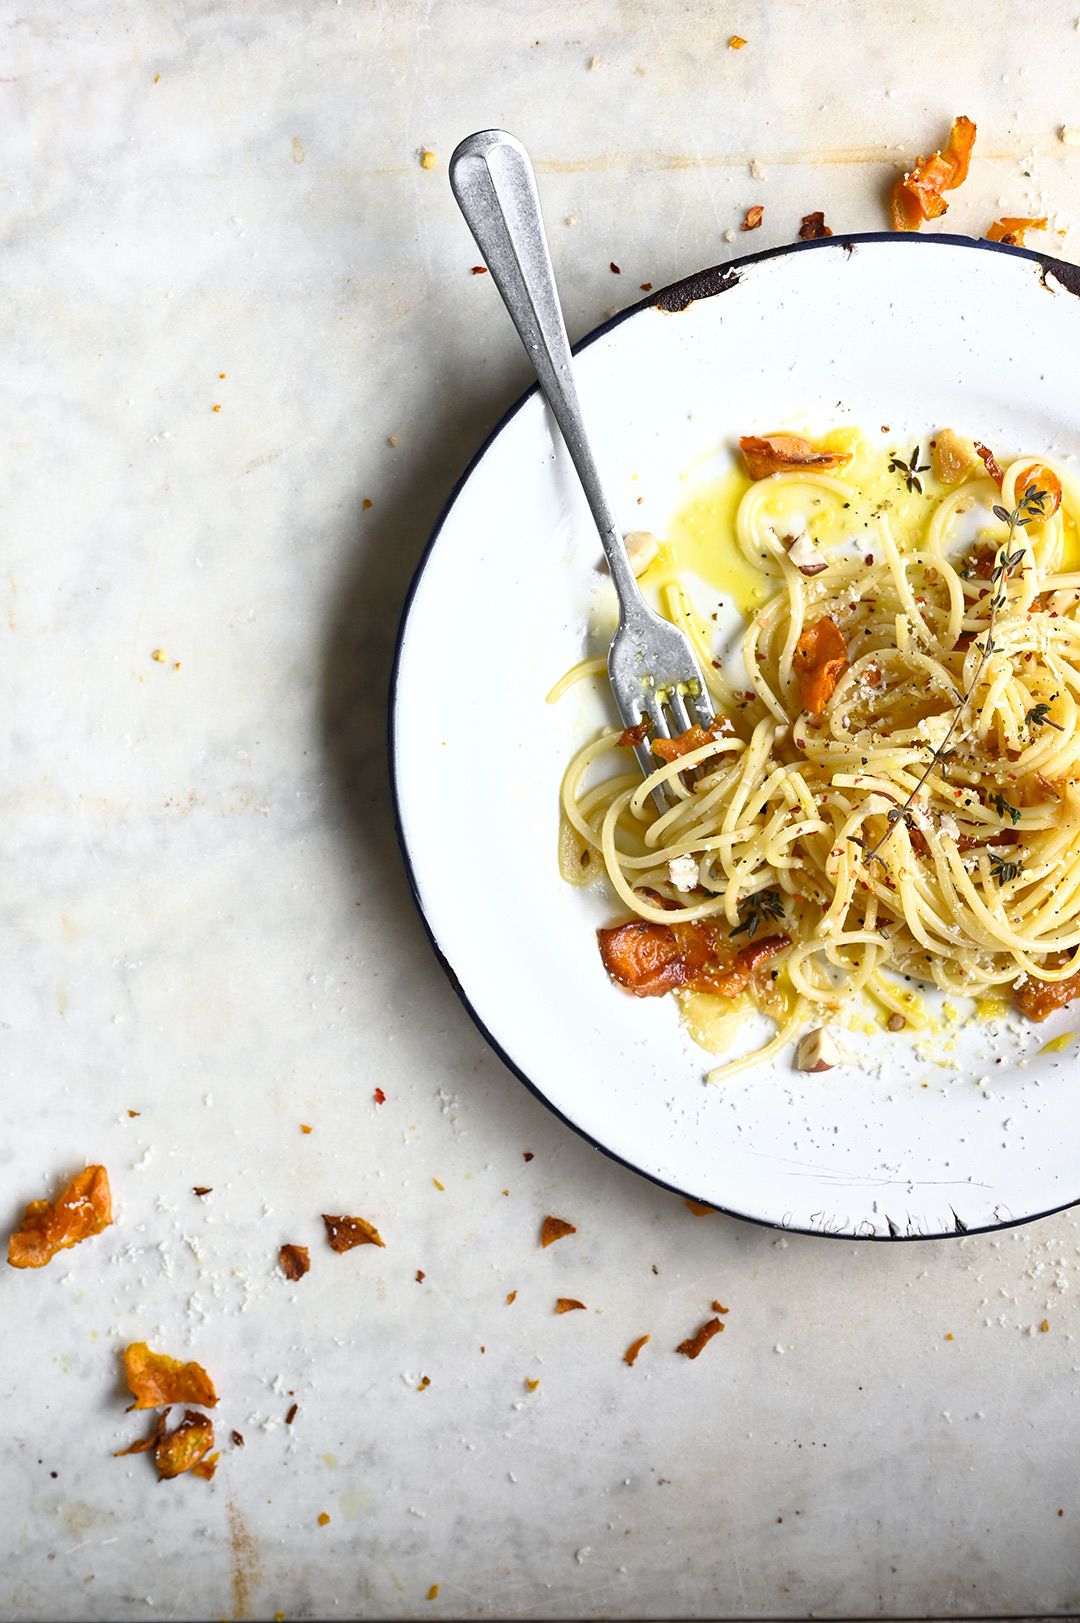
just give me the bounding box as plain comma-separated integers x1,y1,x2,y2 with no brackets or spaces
891,115,976,230
323,1214,384,1251
798,212,832,239
506,1289,517,1304
676,1317,724,1359
598,919,789,998
318,1512,331,1526
301,1123,312,1134
193,1186,212,1197
280,1243,310,1280
685,1200,714,1216
116,1408,218,1480
373,1087,386,1104
555,1298,586,1313
739,434,850,480
8,1165,112,1268
525,1376,539,1392
540,1215,576,1247
623,1334,650,1366
417,1376,431,1391
741,205,763,231
232,1430,245,1446
523,1151,534,1162
729,34,747,47
416,1269,426,1282
285,1403,298,1424
986,216,1048,246
470,265,487,275
711,1300,730,1314
427,1585,440,1601
124,1343,218,1410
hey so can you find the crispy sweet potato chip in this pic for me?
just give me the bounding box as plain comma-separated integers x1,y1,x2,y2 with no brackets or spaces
1015,964,1080,1022
623,1334,650,1366
793,616,848,715
892,116,976,231
280,1243,310,1280
8,1165,112,1269
651,716,735,763
739,434,850,481
556,1298,586,1313
115,1408,217,1480
540,1216,576,1248
676,1317,724,1359
156,1411,217,1479
685,1199,715,1215
975,441,1004,487
1015,463,1062,519
987,215,1047,246
798,211,832,239
124,1343,218,1411
322,1214,384,1252
599,919,790,999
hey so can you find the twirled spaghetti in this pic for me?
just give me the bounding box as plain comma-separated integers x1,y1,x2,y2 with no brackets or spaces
558,432,1080,1079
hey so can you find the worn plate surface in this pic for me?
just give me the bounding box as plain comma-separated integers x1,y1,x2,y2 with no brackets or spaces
391,234,1080,1239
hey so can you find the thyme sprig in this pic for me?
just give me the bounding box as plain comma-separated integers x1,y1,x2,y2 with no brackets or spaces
888,445,931,494
730,888,785,939
989,851,1024,886
849,481,1047,870
1025,699,1064,733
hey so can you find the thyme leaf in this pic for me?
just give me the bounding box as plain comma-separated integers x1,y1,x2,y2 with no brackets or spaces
730,888,785,939
990,851,1024,886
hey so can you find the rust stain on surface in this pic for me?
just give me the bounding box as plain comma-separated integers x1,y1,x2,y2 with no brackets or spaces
227,1499,260,1619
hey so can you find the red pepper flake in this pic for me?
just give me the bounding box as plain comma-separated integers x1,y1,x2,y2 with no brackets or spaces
322,1214,385,1251
506,1290,517,1304
523,1151,534,1162
676,1317,724,1359
864,554,874,566
623,1334,650,1366
639,282,653,291
556,1298,586,1313
231,1430,245,1447
373,1088,386,1104
471,265,488,274
741,204,764,231
193,1186,212,1198
541,1215,576,1247
285,1403,298,1424
711,1300,729,1314
417,1376,431,1392
610,261,621,273
279,1243,310,1281
416,1269,425,1282
798,212,832,239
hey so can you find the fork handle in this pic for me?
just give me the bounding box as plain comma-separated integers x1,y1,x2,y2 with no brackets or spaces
449,129,642,609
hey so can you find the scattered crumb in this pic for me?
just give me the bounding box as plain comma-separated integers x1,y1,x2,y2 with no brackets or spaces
730,34,747,48
427,1586,439,1601
323,1215,384,1252
318,1513,330,1526
1062,128,1080,146
301,1124,312,1135
193,1187,212,1198
471,265,488,274
232,1431,244,1447
151,649,166,662
555,1298,586,1313
506,1290,517,1305
610,261,621,273
389,435,401,447
416,1270,425,1282
525,1376,539,1392
432,1178,444,1191
373,1088,386,1104
420,151,436,169
418,1376,430,1391
541,1215,576,1247
676,1318,724,1359
523,1152,534,1162
685,1200,714,1216
741,205,764,231
711,1300,729,1314
589,56,602,69
624,1334,650,1366
750,159,768,180
362,498,373,509
279,1244,310,1281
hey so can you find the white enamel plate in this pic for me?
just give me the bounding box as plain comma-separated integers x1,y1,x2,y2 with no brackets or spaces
391,234,1080,1240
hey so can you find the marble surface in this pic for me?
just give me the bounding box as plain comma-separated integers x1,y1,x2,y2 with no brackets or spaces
6,2,1080,1618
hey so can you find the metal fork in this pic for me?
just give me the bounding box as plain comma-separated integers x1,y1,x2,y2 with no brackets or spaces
448,129,715,799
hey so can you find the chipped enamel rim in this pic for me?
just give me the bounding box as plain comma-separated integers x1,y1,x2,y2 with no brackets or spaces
391,232,1080,1241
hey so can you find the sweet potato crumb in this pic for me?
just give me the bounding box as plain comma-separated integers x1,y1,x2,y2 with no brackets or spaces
506,1290,517,1305
212,404,221,413
318,1513,330,1526
232,1431,244,1446
556,1298,586,1313
523,1152,534,1161
416,1269,425,1282
711,1300,729,1314
280,1244,310,1281
322,1214,384,1252
676,1318,724,1359
128,1110,140,1117
420,151,436,169
432,1178,444,1190
418,1376,430,1391
525,1377,539,1392
285,1403,298,1424
362,498,373,509
741,205,764,231
624,1334,650,1366
193,1187,212,1197
730,35,747,47
301,1124,312,1134
1041,1319,1050,1332
685,1199,714,1215
640,282,652,290
540,1215,576,1247
427,1586,439,1601
945,1332,954,1340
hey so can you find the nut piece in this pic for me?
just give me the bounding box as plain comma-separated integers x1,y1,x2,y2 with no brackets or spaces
795,1026,839,1072
623,530,660,576
887,1012,907,1033
786,530,828,576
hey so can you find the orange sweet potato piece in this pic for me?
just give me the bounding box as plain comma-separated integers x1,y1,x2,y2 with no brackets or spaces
8,1165,112,1269
739,434,851,481
892,116,976,231
541,1216,576,1247
322,1215,384,1251
987,216,1047,246
1014,462,1062,519
279,1243,310,1280
598,921,790,998
624,1334,650,1366
114,1408,217,1480
124,1343,218,1411
555,1298,586,1313
1015,966,1080,1022
676,1317,724,1359
651,717,735,763
793,616,848,715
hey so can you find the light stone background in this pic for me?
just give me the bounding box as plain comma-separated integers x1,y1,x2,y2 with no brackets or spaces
5,2,1080,1619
